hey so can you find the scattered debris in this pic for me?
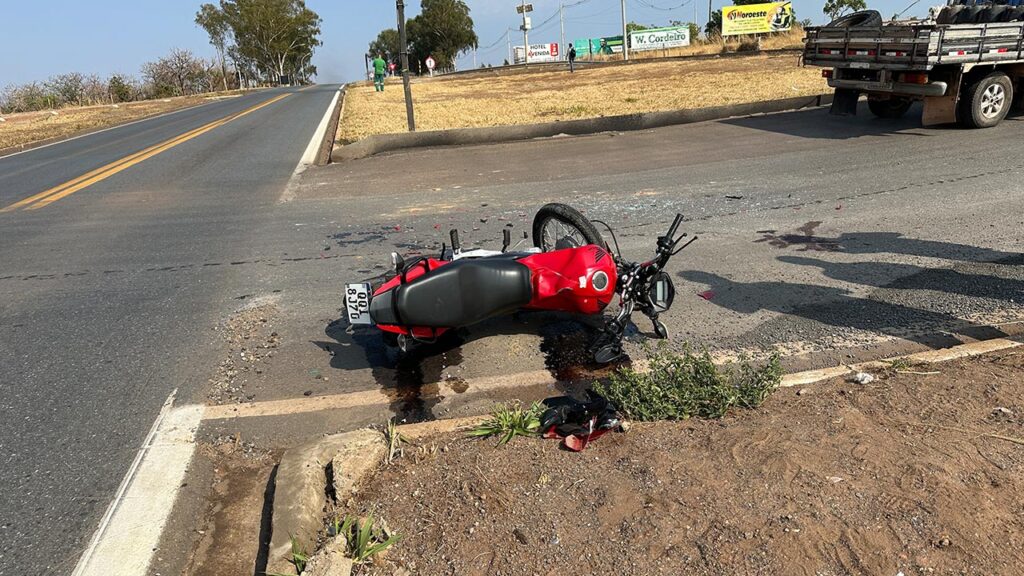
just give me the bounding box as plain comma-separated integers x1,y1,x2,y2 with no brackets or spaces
698,290,715,300
207,302,280,404
850,372,875,385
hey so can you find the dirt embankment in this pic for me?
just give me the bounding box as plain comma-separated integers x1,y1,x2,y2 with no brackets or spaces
354,349,1024,575
337,52,825,143
0,89,259,152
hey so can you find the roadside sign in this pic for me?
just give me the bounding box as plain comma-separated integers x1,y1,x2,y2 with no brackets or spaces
629,26,691,51
516,3,533,13
722,1,794,36
521,16,532,31
426,56,436,70
513,43,559,64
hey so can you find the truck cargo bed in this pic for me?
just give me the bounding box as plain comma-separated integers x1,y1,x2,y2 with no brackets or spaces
804,22,1024,70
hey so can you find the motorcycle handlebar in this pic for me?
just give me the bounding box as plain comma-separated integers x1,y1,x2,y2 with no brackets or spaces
666,214,683,240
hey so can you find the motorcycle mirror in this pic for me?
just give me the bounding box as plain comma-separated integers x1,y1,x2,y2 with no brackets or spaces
648,271,675,313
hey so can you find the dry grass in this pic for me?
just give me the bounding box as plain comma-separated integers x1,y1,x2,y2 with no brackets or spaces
338,49,824,143
0,89,259,151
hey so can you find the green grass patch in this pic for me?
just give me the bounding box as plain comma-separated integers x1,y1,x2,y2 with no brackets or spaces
468,402,544,445
594,346,782,421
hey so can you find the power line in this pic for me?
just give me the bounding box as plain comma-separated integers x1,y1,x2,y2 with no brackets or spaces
632,0,691,11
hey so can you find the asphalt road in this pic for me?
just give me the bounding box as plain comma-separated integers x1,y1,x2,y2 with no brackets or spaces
3,94,1024,575
0,85,340,575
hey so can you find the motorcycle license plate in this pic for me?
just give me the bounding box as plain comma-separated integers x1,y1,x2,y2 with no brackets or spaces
345,283,374,325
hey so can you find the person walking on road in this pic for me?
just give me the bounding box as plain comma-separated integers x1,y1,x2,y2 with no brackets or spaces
568,43,577,73
373,53,387,92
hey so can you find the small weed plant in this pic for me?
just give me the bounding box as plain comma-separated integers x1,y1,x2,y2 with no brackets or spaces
468,402,544,445
331,514,401,563
594,346,782,421
384,418,406,464
265,536,308,575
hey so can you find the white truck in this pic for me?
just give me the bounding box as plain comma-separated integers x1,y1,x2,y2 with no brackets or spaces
803,5,1024,127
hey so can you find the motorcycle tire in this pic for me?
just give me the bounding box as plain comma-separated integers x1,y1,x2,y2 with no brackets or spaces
532,203,607,252
825,10,883,28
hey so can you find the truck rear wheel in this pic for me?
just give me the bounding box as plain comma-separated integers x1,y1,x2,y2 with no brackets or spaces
867,96,913,119
958,72,1013,128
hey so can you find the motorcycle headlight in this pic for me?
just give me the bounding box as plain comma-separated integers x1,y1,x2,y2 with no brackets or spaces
648,272,675,312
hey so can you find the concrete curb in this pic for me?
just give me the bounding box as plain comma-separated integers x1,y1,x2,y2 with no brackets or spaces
332,93,833,162
315,86,345,166
266,429,385,575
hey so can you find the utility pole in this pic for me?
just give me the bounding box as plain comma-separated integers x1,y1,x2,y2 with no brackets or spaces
521,0,530,66
559,3,565,60
620,0,630,61
507,29,512,64
396,0,415,131
708,0,713,37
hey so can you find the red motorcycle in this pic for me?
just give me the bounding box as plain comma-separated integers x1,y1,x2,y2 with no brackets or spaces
344,204,695,363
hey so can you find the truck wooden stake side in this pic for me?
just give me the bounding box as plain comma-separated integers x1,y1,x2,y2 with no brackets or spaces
803,18,1024,128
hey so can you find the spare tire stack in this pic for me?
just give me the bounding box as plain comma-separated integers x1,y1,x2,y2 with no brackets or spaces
935,2,1024,24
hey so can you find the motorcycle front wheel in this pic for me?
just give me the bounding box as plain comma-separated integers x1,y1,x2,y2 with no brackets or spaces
532,203,606,252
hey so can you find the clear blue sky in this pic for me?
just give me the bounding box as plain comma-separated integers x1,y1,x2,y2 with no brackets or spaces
1,0,929,86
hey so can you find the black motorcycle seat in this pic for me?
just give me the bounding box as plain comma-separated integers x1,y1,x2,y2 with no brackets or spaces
372,259,533,328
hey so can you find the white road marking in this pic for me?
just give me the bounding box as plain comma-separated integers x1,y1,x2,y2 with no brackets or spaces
280,86,342,203
72,392,204,576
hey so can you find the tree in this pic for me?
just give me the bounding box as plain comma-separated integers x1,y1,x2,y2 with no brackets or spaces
196,3,231,90
108,74,137,103
706,10,722,38
197,0,322,84
800,18,813,28
368,28,401,66
142,49,208,97
824,0,866,22
626,22,651,34
406,0,478,71
46,73,86,107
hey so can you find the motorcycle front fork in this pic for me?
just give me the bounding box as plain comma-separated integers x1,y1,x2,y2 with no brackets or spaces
590,303,668,364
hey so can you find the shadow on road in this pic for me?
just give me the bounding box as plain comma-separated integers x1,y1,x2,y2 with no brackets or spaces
680,270,1007,348
756,224,1022,264
723,103,928,140
778,255,1024,302
317,312,613,423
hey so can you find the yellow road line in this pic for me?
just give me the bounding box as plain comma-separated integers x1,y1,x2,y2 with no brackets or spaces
1,93,290,212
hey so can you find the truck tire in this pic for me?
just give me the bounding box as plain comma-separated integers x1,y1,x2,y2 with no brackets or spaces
825,10,883,28
868,95,913,118
954,6,985,23
958,72,1014,128
937,5,964,24
980,5,1009,22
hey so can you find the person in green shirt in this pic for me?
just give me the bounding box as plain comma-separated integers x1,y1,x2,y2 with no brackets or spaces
372,54,387,92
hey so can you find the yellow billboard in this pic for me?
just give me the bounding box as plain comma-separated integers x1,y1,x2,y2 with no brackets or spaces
722,2,794,36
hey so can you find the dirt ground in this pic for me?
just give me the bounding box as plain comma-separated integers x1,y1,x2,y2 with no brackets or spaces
354,349,1024,576
0,89,256,151
337,52,825,143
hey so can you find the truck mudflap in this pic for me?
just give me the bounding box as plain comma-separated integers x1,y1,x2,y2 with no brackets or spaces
922,74,963,126
830,88,861,116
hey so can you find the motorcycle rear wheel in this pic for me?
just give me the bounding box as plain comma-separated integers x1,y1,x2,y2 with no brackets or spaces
532,203,606,252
